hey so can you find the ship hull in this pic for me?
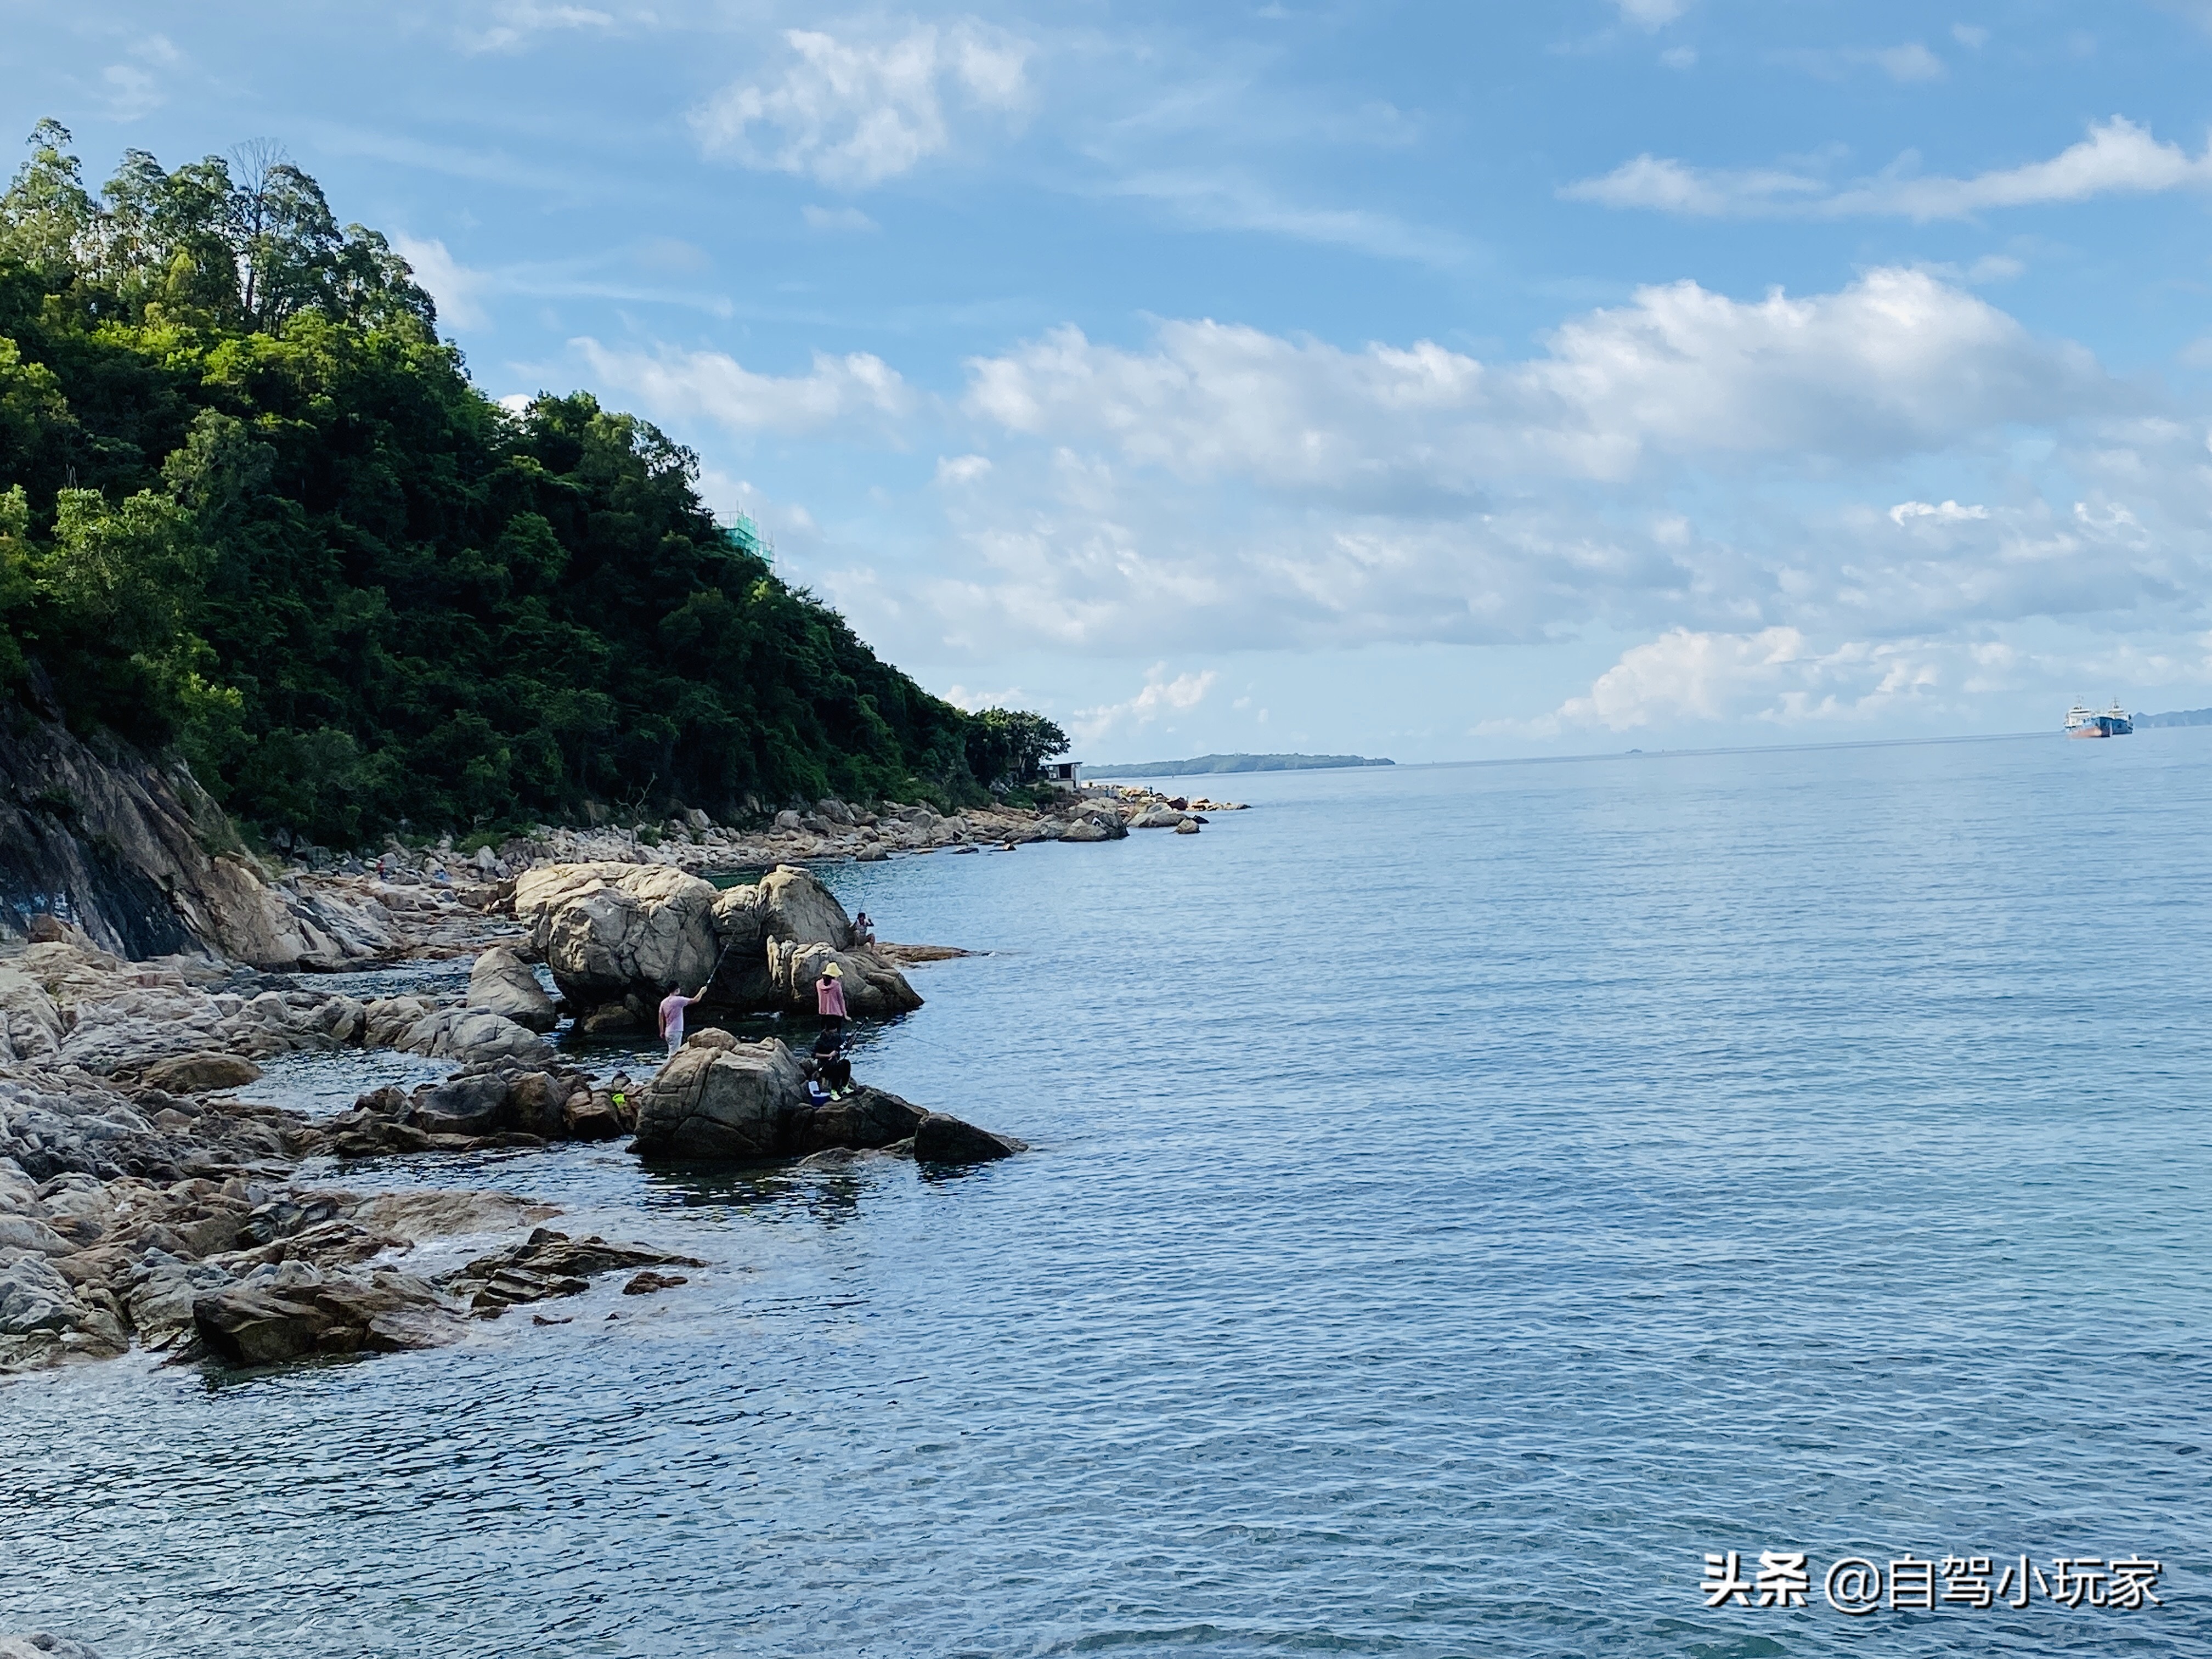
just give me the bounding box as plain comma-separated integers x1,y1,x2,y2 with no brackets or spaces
2066,717,2132,738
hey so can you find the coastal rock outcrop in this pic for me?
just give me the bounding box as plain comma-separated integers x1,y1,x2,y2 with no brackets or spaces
192,1267,465,1365
516,860,922,1023
516,862,721,1028
0,704,396,968
763,939,923,1018
467,947,558,1033
629,1034,1010,1164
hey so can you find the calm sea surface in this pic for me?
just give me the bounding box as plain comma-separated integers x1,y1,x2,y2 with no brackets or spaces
5,733,2211,1657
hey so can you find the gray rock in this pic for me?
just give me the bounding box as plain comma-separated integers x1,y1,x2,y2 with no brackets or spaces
631,1041,938,1163
763,939,922,1018
467,947,558,1033
514,863,721,1014
397,1006,554,1068
0,1214,74,1257
0,1634,108,1659
408,1073,519,1137
193,1271,465,1365
1174,817,1201,834
913,1113,1025,1165
139,1052,263,1094
631,1039,810,1160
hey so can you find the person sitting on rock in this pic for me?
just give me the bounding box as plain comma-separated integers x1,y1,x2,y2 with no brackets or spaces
815,961,848,1035
811,1026,855,1097
658,984,704,1057
853,910,876,947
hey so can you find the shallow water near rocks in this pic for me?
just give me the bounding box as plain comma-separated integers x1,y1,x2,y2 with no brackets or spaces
6,734,2212,1656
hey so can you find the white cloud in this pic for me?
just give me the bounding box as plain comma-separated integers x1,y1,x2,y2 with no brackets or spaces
1562,155,1824,216
1889,499,1990,524
1566,117,2212,220
936,454,992,484
461,1,617,54
692,20,1031,188
393,235,492,330
573,340,913,435
965,269,2108,488
1527,627,1971,733
871,267,2205,667
1508,619,2212,737
1102,168,1472,266
1660,46,1697,69
1070,665,1220,747
1616,0,1686,27
1873,42,1946,81
943,682,1028,710
101,64,161,120
1951,23,1989,48
802,204,879,233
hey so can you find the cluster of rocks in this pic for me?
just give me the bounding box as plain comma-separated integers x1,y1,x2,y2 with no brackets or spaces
0,855,1024,1381
0,935,554,1085
516,861,924,1032
633,1028,1022,1165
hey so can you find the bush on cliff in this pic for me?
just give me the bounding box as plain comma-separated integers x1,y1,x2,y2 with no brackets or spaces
0,123,1064,845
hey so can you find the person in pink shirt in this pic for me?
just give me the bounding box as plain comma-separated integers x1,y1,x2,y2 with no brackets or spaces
815,960,848,1036
658,985,704,1056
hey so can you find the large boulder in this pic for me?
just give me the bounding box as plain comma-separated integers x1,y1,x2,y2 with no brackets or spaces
704,864,855,1005
631,1039,811,1160
630,1039,996,1164
397,1006,554,1068
763,940,922,1018
787,1086,927,1155
467,947,558,1032
516,863,720,1015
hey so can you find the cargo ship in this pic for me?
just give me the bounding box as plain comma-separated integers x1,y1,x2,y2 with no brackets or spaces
2064,701,2132,738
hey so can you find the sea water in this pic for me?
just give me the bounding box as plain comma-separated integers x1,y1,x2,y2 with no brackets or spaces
4,733,2210,1657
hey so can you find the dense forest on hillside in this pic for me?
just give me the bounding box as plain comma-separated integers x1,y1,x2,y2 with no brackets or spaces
0,122,1064,846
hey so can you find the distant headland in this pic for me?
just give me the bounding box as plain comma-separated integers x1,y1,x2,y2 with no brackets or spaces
2134,708,2212,728
1088,753,1396,779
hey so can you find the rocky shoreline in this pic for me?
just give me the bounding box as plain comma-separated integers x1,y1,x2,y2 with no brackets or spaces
0,848,1043,1382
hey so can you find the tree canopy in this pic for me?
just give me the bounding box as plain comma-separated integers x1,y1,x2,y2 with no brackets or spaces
0,123,1065,845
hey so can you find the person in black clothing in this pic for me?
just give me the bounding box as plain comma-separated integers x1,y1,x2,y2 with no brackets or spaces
810,1026,854,1097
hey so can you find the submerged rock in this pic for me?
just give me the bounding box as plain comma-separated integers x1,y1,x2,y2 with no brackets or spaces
444,1227,703,1313
913,1114,1026,1165
192,1269,465,1365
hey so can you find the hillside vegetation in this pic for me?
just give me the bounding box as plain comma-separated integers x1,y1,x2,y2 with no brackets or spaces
0,123,1063,847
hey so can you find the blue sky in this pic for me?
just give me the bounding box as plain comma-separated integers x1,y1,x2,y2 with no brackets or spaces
10,2,2212,761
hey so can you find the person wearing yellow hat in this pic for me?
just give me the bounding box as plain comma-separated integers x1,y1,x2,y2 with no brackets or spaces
815,959,848,1036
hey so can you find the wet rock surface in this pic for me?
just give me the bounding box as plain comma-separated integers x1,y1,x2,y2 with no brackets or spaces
630,1035,1013,1166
